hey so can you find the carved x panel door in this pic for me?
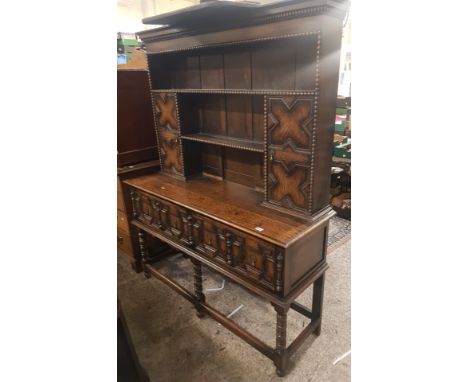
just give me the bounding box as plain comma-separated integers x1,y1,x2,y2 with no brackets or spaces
265,96,315,215
153,92,184,176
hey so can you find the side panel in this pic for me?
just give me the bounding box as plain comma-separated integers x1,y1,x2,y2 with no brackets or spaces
283,221,328,296
153,92,184,177
265,96,315,215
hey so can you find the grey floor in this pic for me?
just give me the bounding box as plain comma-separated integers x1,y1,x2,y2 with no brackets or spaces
118,218,350,382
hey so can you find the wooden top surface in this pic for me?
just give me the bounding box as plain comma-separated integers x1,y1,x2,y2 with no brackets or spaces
142,0,259,26
142,0,347,27
139,0,348,43
117,160,160,175
124,172,333,247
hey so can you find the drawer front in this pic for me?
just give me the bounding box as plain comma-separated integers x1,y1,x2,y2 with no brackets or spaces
117,178,125,212
193,216,279,292
117,209,130,234
243,237,276,286
129,188,283,293
130,189,191,246
117,227,133,257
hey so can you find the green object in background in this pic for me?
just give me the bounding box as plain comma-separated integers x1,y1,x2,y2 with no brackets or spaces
334,146,351,159
120,38,138,46
335,121,346,133
117,32,139,55
334,142,351,159
117,40,138,54
336,107,347,116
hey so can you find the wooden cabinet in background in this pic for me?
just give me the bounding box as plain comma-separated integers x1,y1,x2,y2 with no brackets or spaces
117,69,158,167
117,65,160,265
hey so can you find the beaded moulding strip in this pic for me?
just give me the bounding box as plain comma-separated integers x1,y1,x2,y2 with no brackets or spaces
148,31,319,55
181,135,263,153
151,89,317,96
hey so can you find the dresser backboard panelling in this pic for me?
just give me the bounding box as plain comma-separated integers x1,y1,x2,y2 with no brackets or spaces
142,1,345,218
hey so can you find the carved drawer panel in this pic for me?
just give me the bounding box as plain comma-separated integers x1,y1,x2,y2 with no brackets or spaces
196,220,218,257
148,198,169,230
192,215,279,292
179,207,196,247
134,192,156,226
167,204,184,239
243,238,275,284
129,188,283,293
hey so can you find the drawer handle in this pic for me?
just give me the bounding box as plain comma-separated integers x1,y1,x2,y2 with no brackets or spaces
118,236,124,244
208,238,212,245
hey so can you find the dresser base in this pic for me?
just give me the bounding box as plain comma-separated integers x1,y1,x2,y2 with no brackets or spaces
137,228,326,377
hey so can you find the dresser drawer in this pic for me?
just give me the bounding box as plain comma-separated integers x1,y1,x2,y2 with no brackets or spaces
117,178,126,212
131,190,192,246
191,214,278,292
129,188,282,293
117,209,130,234
117,227,133,257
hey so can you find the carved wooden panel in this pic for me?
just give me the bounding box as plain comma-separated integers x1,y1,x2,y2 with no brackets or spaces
231,237,245,267
149,198,167,230
129,189,282,293
134,192,154,226
202,226,218,257
153,93,184,176
265,96,315,215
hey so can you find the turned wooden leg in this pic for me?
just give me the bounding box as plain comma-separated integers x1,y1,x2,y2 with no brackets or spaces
191,259,206,318
312,273,325,336
137,230,150,278
131,258,143,273
274,305,289,377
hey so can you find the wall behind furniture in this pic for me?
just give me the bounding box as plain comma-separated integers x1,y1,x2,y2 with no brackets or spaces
117,0,200,32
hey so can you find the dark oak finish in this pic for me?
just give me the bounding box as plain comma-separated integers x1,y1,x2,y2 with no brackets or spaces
264,96,316,215
125,172,331,247
181,133,264,152
117,70,158,167
117,160,161,271
122,0,348,376
191,258,206,318
152,93,184,177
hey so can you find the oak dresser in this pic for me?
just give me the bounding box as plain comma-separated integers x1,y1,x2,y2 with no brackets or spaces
121,0,348,376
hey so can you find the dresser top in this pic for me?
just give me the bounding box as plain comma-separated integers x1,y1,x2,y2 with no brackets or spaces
124,172,333,247
142,0,347,26
139,0,348,43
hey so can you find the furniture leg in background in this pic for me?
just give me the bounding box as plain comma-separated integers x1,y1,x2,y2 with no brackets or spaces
191,258,206,318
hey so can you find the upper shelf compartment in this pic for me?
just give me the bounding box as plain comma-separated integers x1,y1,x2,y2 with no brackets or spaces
147,34,318,92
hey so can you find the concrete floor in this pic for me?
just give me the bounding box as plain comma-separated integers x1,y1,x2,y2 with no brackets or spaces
118,220,350,382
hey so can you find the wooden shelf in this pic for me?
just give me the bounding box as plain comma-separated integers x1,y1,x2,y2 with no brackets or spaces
181,133,264,152
117,159,160,175
152,89,316,96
